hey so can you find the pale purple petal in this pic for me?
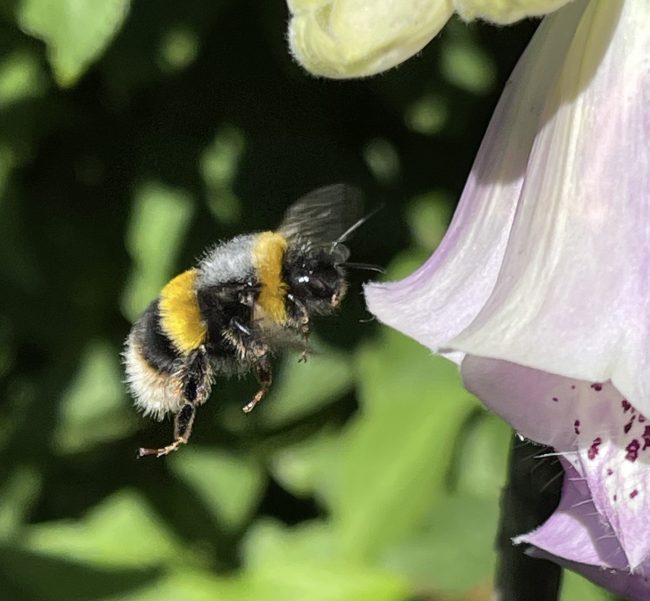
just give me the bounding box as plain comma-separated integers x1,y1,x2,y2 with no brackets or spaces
365,1,588,364
463,356,650,570
367,0,650,415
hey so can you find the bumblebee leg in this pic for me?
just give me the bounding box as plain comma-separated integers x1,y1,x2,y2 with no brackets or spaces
137,346,211,458
242,356,272,414
137,403,196,458
182,345,212,405
287,293,311,362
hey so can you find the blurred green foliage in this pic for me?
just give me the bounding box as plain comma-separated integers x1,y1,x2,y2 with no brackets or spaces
0,1,615,600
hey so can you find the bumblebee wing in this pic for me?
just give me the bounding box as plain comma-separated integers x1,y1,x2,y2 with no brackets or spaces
278,184,363,247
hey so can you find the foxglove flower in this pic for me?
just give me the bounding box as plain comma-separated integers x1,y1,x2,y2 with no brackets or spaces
287,0,573,77
364,0,650,595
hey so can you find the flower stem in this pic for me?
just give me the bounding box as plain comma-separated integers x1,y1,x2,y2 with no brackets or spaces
495,434,563,601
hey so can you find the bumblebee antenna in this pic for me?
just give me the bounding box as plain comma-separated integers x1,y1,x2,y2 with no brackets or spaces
340,262,385,274
333,205,384,246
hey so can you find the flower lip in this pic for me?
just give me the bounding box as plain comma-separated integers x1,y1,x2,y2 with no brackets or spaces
515,460,627,570
519,461,650,599
463,356,650,573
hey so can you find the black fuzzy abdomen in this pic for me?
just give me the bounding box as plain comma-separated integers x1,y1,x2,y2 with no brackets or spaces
133,300,180,374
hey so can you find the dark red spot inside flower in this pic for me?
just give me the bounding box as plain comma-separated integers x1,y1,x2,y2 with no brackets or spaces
643,426,650,450
630,489,639,499
552,397,558,402
639,414,646,423
626,439,640,462
591,383,603,391
588,437,602,460
571,385,576,389
613,494,618,502
574,419,581,435
606,468,613,476
622,399,632,412
624,415,636,434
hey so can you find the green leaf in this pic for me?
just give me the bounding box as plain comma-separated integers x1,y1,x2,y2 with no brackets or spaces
240,519,409,601
17,0,131,86
23,490,185,568
405,191,454,252
440,22,496,95
54,340,137,453
121,181,194,321
169,447,265,531
258,341,354,427
102,568,249,601
328,331,477,561
381,494,499,595
157,26,200,74
199,125,246,224
269,427,340,498
404,94,449,136
560,569,611,601
0,466,40,540
362,138,400,185
453,411,511,499
0,50,46,108
382,248,431,282
0,546,160,601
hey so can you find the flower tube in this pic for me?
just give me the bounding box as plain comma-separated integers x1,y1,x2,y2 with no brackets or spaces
366,0,650,593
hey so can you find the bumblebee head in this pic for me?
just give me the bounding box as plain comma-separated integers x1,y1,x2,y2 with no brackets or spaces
283,245,349,314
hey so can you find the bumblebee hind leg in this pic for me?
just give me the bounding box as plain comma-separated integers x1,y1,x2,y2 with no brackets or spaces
137,346,211,458
138,402,196,457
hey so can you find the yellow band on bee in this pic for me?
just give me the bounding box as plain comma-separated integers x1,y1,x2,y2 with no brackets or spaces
253,231,288,324
159,269,207,354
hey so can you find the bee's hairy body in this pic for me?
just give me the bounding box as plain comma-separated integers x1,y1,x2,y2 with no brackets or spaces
125,185,362,457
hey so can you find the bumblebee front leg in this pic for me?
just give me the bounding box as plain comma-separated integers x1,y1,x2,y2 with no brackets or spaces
242,355,272,414
137,346,211,458
287,293,311,362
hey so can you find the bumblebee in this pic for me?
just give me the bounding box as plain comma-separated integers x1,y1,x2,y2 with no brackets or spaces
124,184,365,458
